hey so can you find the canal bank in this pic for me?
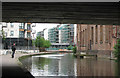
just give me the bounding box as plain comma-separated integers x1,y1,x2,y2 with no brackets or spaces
75,51,116,60
1,51,57,78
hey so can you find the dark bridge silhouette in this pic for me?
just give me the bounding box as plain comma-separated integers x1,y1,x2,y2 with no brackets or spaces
2,2,120,25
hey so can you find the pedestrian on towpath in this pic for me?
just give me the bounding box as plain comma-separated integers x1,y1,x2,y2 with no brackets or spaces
11,43,16,58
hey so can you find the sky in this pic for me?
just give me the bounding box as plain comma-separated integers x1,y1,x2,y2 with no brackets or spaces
31,23,77,42
31,23,60,40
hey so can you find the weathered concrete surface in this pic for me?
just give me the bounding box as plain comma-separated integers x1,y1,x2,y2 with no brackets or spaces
2,2,120,25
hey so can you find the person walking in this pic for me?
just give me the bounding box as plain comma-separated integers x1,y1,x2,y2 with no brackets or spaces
11,43,16,58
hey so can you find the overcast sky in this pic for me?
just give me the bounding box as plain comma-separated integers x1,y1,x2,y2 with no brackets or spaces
31,23,77,41
31,23,60,40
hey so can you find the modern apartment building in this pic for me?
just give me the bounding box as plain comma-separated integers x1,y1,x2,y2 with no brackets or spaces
76,24,120,57
48,24,74,50
48,26,59,43
2,22,32,49
60,24,74,45
36,31,44,38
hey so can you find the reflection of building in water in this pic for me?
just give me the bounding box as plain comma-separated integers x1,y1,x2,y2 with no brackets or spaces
28,54,117,76
58,54,75,76
31,57,59,76
48,59,59,76
31,57,48,76
31,54,77,76
74,58,77,76
77,59,115,76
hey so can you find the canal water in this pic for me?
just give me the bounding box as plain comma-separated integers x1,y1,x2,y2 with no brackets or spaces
20,53,120,76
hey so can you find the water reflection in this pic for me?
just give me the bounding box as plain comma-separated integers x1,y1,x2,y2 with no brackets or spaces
31,53,76,76
77,58,116,76
20,53,120,76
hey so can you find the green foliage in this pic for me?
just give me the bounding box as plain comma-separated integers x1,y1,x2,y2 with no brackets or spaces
67,45,73,50
32,40,35,46
44,40,51,48
34,36,51,52
72,46,77,54
114,39,120,61
1,30,6,41
35,36,45,47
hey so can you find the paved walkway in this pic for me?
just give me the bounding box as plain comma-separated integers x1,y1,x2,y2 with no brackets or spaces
0,51,55,78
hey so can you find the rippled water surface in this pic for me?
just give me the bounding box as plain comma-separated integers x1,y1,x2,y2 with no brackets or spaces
20,53,120,76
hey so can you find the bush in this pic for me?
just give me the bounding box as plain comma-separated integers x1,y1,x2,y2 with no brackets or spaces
67,45,73,50
114,39,120,61
72,46,77,54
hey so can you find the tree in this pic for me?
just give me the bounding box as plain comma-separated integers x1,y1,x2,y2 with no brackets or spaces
44,40,51,48
1,30,6,41
72,46,77,54
34,36,51,52
1,30,7,49
114,39,120,61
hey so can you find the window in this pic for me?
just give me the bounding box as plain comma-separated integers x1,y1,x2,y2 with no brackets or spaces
21,23,24,26
91,27,94,44
19,31,24,38
105,26,109,43
19,23,24,29
5,32,7,37
95,25,98,43
81,31,83,46
100,25,103,43
11,23,14,27
27,32,31,38
85,29,87,46
10,31,14,36
27,24,31,30
83,30,84,46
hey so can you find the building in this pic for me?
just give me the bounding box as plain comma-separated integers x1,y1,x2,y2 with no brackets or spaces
48,26,59,43
2,22,32,50
36,28,47,38
48,24,74,50
76,24,120,57
60,24,74,45
36,31,44,38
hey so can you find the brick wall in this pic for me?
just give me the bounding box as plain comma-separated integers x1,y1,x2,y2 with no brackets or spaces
76,24,120,58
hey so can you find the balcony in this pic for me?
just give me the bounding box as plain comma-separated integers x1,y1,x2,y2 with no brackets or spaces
27,23,31,24
27,30,31,32
19,29,25,31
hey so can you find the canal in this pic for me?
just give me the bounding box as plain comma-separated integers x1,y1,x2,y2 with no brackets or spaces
20,53,120,76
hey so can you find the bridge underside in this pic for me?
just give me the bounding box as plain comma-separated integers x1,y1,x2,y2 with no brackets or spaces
2,2,120,25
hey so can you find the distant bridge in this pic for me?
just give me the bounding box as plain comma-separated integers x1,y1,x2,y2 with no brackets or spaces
48,50,73,53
